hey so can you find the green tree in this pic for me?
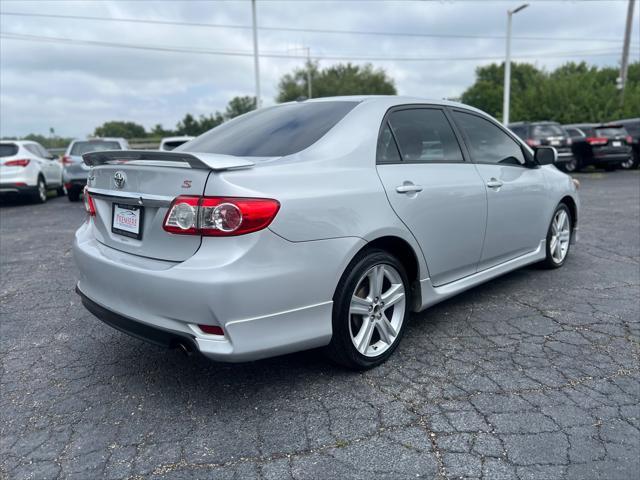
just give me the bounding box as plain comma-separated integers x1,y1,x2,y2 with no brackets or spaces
151,124,174,137
277,62,396,102
93,121,147,139
461,61,640,124
175,113,224,136
225,96,256,119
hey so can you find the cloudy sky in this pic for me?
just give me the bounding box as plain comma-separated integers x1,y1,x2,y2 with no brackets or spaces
1,0,637,138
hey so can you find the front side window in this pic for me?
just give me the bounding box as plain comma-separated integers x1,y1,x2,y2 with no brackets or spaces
453,111,525,166
183,101,358,157
387,108,463,163
566,128,582,137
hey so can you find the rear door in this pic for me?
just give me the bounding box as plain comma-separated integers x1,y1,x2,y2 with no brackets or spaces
376,106,487,286
451,109,549,270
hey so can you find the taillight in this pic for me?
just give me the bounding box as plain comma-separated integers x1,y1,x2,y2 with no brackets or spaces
4,159,30,167
567,138,572,146
163,196,280,236
83,186,96,216
626,136,633,144
525,139,540,147
586,137,608,146
62,155,73,165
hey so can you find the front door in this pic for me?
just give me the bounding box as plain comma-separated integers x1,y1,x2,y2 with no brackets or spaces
451,110,549,270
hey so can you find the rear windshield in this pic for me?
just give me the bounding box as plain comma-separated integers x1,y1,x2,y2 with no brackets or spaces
162,140,189,151
70,141,121,155
0,143,19,157
182,101,359,157
595,127,627,138
532,124,565,138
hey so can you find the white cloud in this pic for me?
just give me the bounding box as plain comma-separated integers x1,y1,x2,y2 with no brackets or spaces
0,0,637,137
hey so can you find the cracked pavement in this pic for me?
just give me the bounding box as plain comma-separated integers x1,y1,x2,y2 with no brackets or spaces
1,171,639,479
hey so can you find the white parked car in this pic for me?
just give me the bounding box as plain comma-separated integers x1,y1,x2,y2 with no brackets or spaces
159,136,194,151
0,140,64,203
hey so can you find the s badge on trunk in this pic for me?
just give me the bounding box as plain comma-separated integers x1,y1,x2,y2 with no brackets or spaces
114,171,126,189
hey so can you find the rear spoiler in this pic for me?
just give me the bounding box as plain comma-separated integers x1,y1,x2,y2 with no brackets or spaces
82,150,255,171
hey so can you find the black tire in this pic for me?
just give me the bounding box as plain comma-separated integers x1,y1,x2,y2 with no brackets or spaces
604,165,617,172
67,186,81,202
540,203,572,269
31,176,47,204
560,156,580,173
57,184,67,197
325,249,411,370
620,155,637,170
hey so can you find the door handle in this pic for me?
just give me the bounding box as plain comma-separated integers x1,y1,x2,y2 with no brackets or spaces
486,178,503,189
396,184,423,194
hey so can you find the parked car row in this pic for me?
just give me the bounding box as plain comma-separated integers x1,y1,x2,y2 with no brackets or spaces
1,136,198,203
508,118,639,173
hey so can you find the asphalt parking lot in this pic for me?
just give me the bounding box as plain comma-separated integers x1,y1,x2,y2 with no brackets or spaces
1,171,639,480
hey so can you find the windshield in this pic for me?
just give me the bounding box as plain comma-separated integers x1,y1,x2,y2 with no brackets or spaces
532,124,565,138
182,101,359,157
70,141,121,156
595,127,627,138
0,143,19,157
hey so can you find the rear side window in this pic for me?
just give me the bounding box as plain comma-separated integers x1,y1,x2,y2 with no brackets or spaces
0,143,19,157
182,101,358,157
377,123,401,163
70,141,121,155
532,124,565,138
453,111,525,166
386,109,463,163
595,127,627,138
565,128,583,137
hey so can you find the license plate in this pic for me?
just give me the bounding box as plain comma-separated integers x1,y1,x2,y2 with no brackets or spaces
112,203,143,239
612,141,621,147
550,140,561,146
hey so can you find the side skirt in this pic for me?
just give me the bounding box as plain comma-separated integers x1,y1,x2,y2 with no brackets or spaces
417,239,546,310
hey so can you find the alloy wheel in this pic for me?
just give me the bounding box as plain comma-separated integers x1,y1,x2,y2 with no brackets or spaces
620,157,634,169
549,209,571,264
564,158,577,172
38,179,47,202
348,264,406,357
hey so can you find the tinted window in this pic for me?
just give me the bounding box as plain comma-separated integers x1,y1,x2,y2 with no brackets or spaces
71,141,121,155
595,127,627,138
183,101,358,157
581,126,596,137
24,144,40,156
618,120,640,138
453,111,525,166
161,140,189,151
565,128,582,137
0,143,19,157
387,109,463,163
377,123,401,163
36,144,50,158
532,124,565,138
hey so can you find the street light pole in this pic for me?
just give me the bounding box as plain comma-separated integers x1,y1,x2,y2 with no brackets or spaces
503,3,529,125
251,0,261,108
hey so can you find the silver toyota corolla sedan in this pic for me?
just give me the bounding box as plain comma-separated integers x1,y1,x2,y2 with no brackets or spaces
74,96,579,369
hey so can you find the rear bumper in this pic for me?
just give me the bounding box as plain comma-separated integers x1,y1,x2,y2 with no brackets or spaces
63,163,90,183
73,221,365,362
0,183,37,195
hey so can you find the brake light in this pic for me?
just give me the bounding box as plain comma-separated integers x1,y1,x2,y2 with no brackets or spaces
586,137,608,146
525,139,540,147
626,136,633,144
62,155,73,165
163,196,280,236
83,186,96,216
4,159,30,167
567,138,572,146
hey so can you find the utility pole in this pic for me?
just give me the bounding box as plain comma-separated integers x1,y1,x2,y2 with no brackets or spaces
618,0,635,104
305,47,312,99
251,0,261,108
503,3,529,125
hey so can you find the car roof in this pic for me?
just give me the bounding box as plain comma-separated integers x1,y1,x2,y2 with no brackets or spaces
508,121,561,126
71,137,127,143
0,140,39,146
295,95,487,115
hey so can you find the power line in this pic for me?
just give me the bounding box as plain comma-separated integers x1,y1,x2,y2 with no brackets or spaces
0,32,629,62
0,11,634,44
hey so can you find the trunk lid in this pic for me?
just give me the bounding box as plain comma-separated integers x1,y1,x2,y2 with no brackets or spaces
84,150,255,262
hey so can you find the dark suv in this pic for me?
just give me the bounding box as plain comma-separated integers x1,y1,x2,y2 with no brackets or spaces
508,122,574,171
612,118,639,170
563,124,633,172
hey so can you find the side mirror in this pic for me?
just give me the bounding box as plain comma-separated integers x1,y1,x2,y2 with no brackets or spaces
534,146,557,165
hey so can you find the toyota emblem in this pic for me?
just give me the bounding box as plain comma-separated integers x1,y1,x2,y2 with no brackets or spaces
114,171,126,189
